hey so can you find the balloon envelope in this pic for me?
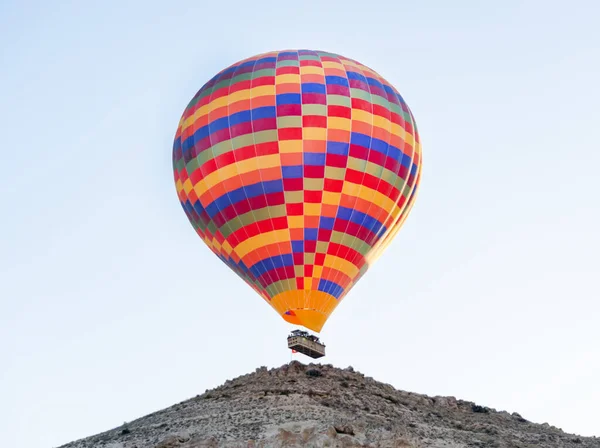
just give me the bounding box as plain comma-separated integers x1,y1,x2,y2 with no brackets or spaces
173,50,422,332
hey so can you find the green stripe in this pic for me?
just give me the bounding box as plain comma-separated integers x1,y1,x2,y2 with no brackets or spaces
211,140,235,159
394,175,407,191
370,94,389,108
191,218,205,232
302,104,327,115
304,178,324,190
380,167,399,186
174,158,186,172
326,94,351,107
231,133,256,150
331,232,372,256
325,166,346,179
206,220,218,235
252,68,276,79
223,204,288,237
254,129,278,144
316,241,328,252
350,88,371,101
365,160,384,178
185,156,200,175
197,148,214,166
214,78,233,92
347,156,367,172
278,116,301,128
299,54,320,61
197,85,216,101
221,216,243,237
316,51,340,59
266,279,296,297
388,102,402,115
230,72,253,84
284,190,303,202
276,60,299,67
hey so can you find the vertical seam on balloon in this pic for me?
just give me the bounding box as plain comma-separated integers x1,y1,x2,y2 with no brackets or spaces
247,56,288,304
374,105,422,262
325,58,375,303
342,69,395,291
224,59,272,300
274,50,298,316
311,50,330,317
364,74,397,254
369,96,419,262
371,166,420,263
202,67,243,276
298,50,311,313
313,52,349,304
335,61,376,301
379,96,418,241
212,62,264,293
319,53,354,301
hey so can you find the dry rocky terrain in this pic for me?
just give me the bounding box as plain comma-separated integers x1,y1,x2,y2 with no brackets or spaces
59,361,599,447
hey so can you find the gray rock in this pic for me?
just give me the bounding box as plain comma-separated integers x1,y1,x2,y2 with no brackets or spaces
58,363,600,448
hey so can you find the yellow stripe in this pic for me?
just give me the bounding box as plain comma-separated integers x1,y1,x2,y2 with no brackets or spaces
322,61,345,70
391,122,406,138
322,191,341,206
203,235,213,249
222,240,233,256
208,95,229,112
324,255,359,278
303,277,313,290
373,114,391,130
226,88,251,104
182,179,193,195
193,154,280,197
303,127,326,140
175,179,183,194
300,66,324,75
352,109,372,124
249,85,275,98
288,215,303,228
181,85,276,132
276,74,300,84
327,117,351,131
234,229,289,259
182,111,203,132
313,265,323,278
341,182,360,197
341,182,396,215
304,203,321,215
352,109,398,133
342,60,362,69
279,140,303,153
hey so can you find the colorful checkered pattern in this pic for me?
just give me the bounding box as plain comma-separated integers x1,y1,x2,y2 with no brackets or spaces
173,50,422,332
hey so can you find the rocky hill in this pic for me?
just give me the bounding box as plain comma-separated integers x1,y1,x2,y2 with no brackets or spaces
59,362,599,448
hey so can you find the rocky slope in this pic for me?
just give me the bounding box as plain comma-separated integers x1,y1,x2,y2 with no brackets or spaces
59,362,599,448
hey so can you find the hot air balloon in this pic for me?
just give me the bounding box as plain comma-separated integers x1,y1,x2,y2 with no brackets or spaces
172,50,422,351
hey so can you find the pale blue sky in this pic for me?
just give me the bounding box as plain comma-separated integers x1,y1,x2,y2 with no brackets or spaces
1,1,599,447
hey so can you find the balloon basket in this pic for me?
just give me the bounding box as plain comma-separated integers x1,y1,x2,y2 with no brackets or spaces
287,329,326,359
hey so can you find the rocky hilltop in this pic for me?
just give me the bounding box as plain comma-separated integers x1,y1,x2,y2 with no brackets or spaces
59,362,599,448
